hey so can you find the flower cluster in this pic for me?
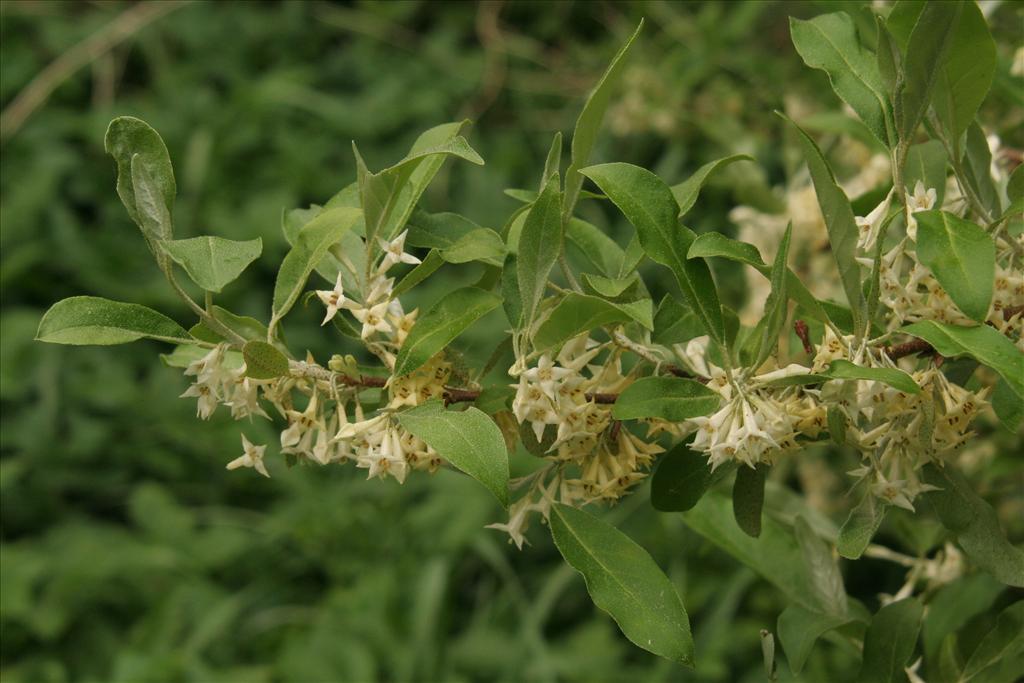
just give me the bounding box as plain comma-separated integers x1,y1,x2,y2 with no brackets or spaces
178,229,455,484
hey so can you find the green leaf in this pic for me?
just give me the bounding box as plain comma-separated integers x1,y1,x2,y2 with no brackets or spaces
357,123,484,248
565,217,625,276
670,154,754,217
897,1,961,142
920,464,1024,587
963,121,1002,217
517,175,563,328
395,401,509,507
682,491,840,614
762,359,920,395
931,0,997,143
650,443,732,512
794,516,848,617
789,13,893,147
1008,165,1024,205
549,503,694,666
901,321,1024,401
37,296,191,346
563,20,643,219
242,340,289,379
581,163,725,344
752,223,792,370
858,598,924,683
822,359,920,394
652,295,705,345
785,116,864,333
406,211,505,266
991,378,1024,434
611,376,720,422
922,573,1004,660
540,131,562,191
838,490,888,559
393,287,502,377
104,116,176,231
778,605,856,675
686,232,831,325
160,236,262,293
130,156,173,249
732,465,767,538
876,16,901,95
904,140,948,207
501,253,522,329
392,249,445,298
962,601,1024,680
915,211,995,322
532,293,631,352
271,207,362,328
581,272,637,299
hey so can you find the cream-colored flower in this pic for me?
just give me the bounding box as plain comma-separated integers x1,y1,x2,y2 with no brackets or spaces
227,434,269,477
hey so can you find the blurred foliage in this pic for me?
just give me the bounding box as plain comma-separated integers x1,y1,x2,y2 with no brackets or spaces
2,1,1021,681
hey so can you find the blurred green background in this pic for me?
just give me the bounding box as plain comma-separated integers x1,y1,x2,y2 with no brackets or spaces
2,2,1022,682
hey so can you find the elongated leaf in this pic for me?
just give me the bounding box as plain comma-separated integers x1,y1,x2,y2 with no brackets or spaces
393,287,501,377
962,601,1024,680
790,13,892,147
563,21,643,219
392,249,445,298
687,232,830,325
105,116,176,230
733,465,767,538
964,121,1001,217
794,516,848,617
838,490,887,559
933,1,996,142
858,598,924,683
532,293,634,352
753,223,791,370
762,359,920,395
651,443,733,512
271,207,362,327
541,131,562,191
922,573,1004,660
915,211,994,322
406,210,505,266
920,464,1024,587
581,163,725,343
565,217,625,276
549,503,694,665
991,378,1024,434
778,605,856,675
161,236,262,293
901,321,1024,400
131,157,173,248
823,359,920,394
876,16,901,94
396,401,508,507
517,175,562,327
242,340,289,379
786,116,864,332
611,377,719,422
682,491,838,614
897,1,961,142
652,295,705,345
358,126,484,249
670,154,754,217
37,296,191,346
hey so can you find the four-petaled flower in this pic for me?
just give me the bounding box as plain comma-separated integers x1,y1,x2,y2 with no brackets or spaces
378,229,421,272
315,273,348,325
227,434,269,477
